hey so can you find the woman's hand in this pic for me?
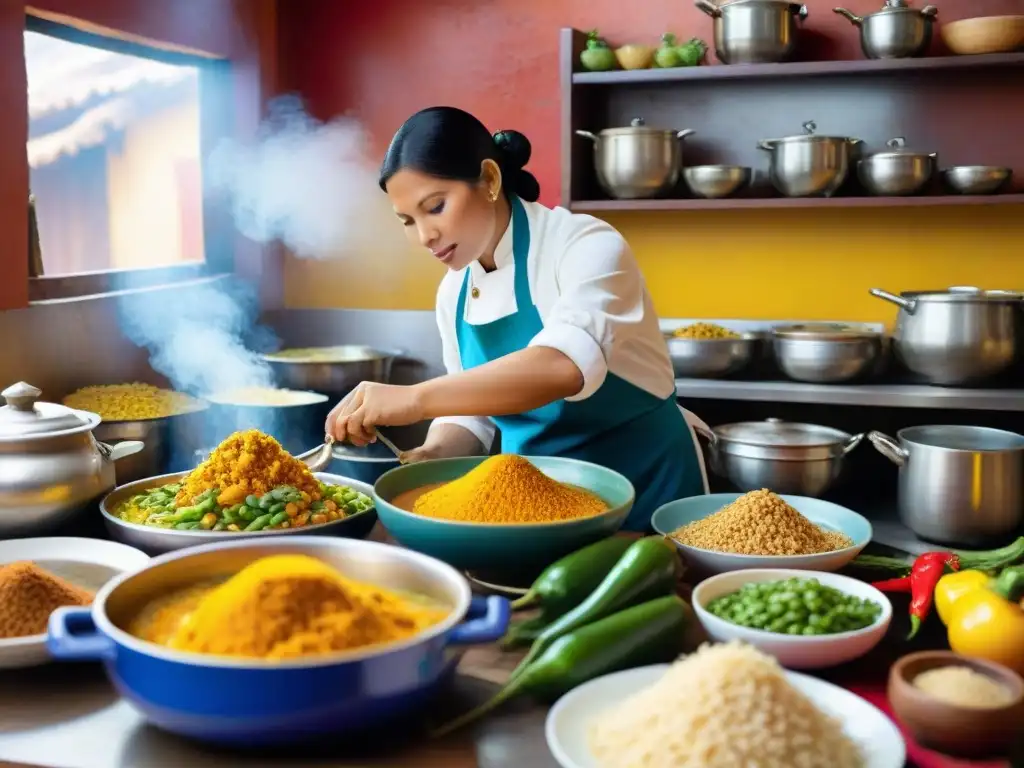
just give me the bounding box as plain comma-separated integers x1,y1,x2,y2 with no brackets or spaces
326,382,425,446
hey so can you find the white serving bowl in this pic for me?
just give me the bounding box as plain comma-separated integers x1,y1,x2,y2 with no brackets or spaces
691,568,892,670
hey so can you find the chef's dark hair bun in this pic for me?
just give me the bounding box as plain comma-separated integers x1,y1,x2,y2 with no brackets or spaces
379,106,540,202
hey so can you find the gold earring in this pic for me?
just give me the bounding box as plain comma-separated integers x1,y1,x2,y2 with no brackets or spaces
488,191,498,203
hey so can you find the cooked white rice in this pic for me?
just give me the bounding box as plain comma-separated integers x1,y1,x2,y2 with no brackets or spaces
587,640,863,768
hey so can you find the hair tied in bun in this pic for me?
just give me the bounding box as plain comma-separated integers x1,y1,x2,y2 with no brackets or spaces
492,129,532,170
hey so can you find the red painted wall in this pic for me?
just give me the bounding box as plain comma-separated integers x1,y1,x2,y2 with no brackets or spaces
278,0,1021,210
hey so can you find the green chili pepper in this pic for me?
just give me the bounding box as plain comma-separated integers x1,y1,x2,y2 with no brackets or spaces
245,513,273,532
498,615,553,650
508,536,679,683
434,595,690,737
511,536,634,616
269,511,290,527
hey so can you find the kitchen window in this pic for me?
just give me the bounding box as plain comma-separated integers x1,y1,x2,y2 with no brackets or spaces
23,15,234,302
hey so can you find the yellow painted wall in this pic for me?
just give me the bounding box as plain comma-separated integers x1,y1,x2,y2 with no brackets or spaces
283,205,1024,324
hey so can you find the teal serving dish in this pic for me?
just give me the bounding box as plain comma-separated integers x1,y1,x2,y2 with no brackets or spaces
373,456,633,573
651,493,872,575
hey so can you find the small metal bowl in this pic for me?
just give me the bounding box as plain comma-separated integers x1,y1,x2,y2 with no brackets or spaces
100,471,378,555
941,166,1012,195
683,165,752,199
665,333,761,379
772,324,886,384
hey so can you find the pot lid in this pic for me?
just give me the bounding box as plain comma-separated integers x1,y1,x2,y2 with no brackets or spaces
0,382,94,437
872,0,927,14
867,136,934,159
773,323,882,341
715,419,851,447
600,117,678,137
768,120,860,145
901,287,1024,303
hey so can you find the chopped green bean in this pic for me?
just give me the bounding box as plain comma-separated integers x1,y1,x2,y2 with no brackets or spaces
175,521,201,530
269,511,290,527
238,506,258,522
245,513,273,532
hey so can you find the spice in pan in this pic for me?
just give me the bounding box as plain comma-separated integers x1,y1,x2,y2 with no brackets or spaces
412,455,608,524
134,554,448,659
0,561,93,638
671,489,852,556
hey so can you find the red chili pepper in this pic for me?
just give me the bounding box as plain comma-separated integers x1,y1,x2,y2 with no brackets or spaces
871,576,912,593
907,551,960,639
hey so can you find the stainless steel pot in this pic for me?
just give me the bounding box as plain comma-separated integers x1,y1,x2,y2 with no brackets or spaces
758,121,864,198
869,426,1024,546
772,323,886,383
696,418,864,496
695,0,809,64
262,345,399,398
870,287,1022,385
664,333,762,378
834,0,938,60
857,137,937,196
0,382,144,537
93,409,208,484
576,119,695,200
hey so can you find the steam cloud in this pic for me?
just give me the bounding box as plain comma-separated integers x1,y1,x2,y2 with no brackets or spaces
208,94,397,260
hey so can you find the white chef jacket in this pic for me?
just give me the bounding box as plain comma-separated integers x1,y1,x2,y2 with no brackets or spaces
431,199,676,451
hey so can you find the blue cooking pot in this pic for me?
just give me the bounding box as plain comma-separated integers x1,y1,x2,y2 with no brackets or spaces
47,537,510,747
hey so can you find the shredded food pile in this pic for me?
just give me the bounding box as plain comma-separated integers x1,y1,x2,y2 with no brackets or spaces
63,383,203,421
412,455,608,524
129,554,447,659
179,430,320,507
672,322,740,340
671,489,853,555
588,640,863,768
0,562,93,638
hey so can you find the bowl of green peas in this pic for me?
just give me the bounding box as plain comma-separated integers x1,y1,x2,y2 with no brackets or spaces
692,569,892,670
100,471,378,555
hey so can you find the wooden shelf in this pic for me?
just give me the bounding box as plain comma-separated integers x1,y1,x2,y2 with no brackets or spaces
571,194,1024,212
572,51,1024,86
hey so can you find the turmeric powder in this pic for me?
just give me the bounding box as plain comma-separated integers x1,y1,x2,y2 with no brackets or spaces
130,554,448,660
412,455,608,524
178,430,320,507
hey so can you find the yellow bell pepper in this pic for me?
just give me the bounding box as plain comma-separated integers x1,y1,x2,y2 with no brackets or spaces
946,565,1024,675
934,569,989,625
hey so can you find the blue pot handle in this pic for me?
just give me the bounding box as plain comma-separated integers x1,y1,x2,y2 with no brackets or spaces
447,595,511,646
47,606,116,662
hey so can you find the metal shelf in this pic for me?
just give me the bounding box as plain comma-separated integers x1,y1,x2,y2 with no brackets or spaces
675,378,1024,412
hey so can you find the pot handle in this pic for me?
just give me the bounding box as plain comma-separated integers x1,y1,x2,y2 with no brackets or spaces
791,4,809,19
694,0,722,18
447,596,511,646
47,606,116,661
98,440,144,463
921,4,938,17
842,432,865,455
575,130,599,142
757,139,777,151
676,129,696,141
867,430,908,467
833,7,864,24
869,288,917,314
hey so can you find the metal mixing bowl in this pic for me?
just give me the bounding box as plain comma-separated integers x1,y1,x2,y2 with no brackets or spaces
100,471,378,554
941,166,1012,195
665,334,761,378
684,165,752,199
772,324,887,384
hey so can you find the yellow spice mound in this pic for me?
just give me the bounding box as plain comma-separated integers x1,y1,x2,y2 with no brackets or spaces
64,383,202,421
178,430,320,507
163,554,448,659
412,455,608,524
589,640,863,768
671,489,852,556
672,322,740,340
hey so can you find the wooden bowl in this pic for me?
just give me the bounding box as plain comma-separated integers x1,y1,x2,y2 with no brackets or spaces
941,16,1024,55
888,651,1024,759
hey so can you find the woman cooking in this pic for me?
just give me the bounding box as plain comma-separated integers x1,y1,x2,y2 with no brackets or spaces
327,106,708,531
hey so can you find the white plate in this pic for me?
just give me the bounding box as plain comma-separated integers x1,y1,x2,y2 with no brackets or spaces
545,664,905,768
0,537,150,669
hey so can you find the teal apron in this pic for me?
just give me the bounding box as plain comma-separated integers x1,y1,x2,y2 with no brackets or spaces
454,196,705,531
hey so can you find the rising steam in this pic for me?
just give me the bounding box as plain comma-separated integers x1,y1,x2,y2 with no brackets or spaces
207,94,397,260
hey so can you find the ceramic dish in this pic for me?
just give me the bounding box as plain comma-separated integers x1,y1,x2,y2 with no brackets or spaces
373,456,633,573
46,536,510,747
888,651,1024,758
546,663,905,768
101,472,378,555
691,569,892,669
0,537,149,669
651,492,871,574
